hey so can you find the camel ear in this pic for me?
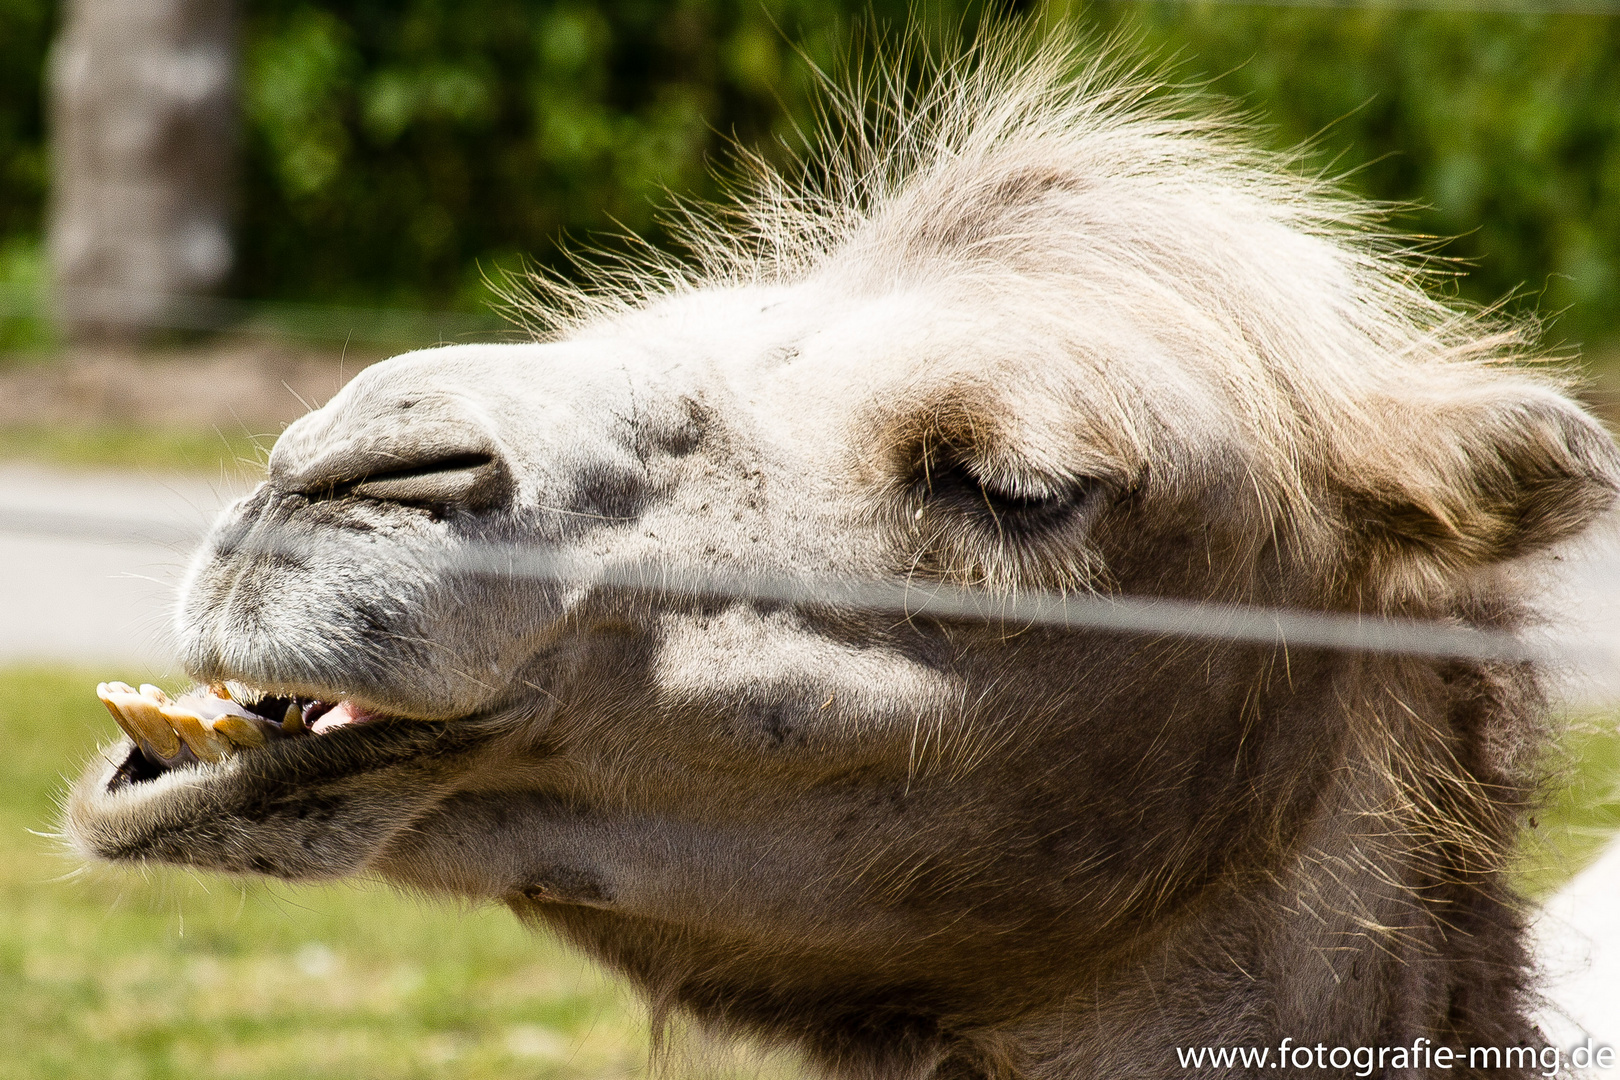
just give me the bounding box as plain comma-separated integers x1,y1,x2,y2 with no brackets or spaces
1341,385,1620,572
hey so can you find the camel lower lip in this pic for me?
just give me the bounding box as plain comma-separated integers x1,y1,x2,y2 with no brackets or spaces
95,681,383,786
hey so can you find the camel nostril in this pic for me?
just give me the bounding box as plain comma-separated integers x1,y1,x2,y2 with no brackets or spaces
285,439,513,512
346,452,508,509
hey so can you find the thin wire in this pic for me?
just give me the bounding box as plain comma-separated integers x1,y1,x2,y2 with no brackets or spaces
462,541,1543,662
2,504,1585,666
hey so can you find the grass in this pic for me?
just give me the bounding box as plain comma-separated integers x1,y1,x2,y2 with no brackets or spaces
0,425,268,475
3,666,1617,1077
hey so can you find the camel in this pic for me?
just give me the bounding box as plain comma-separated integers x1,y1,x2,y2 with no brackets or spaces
66,31,1620,1079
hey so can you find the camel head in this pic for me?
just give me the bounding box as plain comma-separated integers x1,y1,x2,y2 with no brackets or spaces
66,38,1620,1077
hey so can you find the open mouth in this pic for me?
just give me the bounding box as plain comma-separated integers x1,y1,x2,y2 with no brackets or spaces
96,682,380,786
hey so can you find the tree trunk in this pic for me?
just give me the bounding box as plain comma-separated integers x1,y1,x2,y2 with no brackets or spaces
46,0,236,342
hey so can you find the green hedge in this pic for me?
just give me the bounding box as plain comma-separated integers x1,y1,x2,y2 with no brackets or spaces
1,1,1617,345
1095,3,1620,347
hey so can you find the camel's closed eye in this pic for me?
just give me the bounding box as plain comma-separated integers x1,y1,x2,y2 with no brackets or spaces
916,451,1102,536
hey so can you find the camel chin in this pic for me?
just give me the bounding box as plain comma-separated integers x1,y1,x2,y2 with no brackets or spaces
64,30,1620,1080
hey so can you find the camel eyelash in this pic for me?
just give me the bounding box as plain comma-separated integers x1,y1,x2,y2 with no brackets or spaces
913,453,1102,536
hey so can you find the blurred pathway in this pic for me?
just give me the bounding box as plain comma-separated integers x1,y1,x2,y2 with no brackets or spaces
0,462,248,672
1,461,1616,1054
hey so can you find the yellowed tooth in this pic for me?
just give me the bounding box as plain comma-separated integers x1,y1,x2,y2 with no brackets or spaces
282,702,304,733
159,705,229,763
113,692,184,758
211,715,267,749
138,684,173,706
96,684,145,746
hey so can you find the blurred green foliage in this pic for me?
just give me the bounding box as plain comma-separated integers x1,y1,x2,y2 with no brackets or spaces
233,0,947,309
0,235,56,351
0,422,265,472
0,0,1617,342
1519,709,1620,897
0,0,51,242
1087,2,1620,346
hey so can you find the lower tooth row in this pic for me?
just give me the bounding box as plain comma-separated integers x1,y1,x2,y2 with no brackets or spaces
96,682,276,765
